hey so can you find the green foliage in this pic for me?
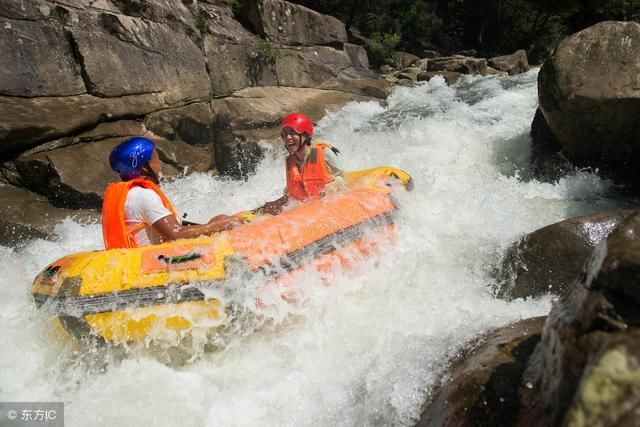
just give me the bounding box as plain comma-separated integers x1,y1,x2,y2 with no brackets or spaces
194,13,209,35
366,32,402,67
255,38,279,64
290,0,640,62
225,0,244,20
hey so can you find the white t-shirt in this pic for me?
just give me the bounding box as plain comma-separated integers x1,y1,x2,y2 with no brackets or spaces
124,187,175,247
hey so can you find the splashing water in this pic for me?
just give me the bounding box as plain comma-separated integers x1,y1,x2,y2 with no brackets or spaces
0,70,630,426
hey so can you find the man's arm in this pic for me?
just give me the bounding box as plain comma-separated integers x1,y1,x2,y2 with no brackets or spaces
152,213,242,240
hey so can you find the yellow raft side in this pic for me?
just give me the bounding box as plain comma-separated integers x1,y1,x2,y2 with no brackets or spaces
33,236,236,343
346,166,413,190
84,300,224,342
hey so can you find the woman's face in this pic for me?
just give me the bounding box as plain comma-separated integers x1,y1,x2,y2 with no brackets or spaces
281,127,304,154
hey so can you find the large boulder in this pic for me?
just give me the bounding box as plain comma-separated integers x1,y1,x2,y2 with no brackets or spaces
0,184,99,246
9,121,209,209
537,21,640,186
417,317,545,427
241,0,348,46
494,209,636,301
518,212,640,426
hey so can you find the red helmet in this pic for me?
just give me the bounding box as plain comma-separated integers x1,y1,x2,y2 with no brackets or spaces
280,112,314,139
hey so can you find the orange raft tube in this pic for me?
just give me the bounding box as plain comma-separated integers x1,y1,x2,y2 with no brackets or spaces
31,167,412,344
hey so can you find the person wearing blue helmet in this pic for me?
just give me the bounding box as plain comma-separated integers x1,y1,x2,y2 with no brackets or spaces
102,136,243,249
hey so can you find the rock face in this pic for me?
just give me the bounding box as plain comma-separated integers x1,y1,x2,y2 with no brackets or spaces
518,212,640,426
494,210,636,301
536,21,640,186
241,0,348,46
0,0,382,219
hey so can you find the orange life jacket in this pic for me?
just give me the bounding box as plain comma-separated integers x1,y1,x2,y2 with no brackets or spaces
101,178,177,249
286,142,335,201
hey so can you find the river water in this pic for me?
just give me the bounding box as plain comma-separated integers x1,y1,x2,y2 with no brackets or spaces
0,70,629,426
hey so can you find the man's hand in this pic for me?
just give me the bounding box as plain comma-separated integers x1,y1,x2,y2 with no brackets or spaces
208,214,244,230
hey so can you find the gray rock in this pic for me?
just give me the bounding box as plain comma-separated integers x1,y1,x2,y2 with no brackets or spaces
204,36,278,97
538,21,640,186
427,56,487,75
390,51,420,69
70,11,209,99
0,184,99,246
145,103,215,147
210,86,376,177
488,50,530,76
241,0,347,46
0,17,85,97
12,124,210,208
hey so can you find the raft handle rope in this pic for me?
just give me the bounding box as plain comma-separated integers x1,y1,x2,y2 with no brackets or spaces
158,252,202,264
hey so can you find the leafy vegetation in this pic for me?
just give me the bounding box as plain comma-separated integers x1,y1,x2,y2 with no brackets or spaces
291,0,640,63
256,38,279,64
366,32,402,67
194,12,209,35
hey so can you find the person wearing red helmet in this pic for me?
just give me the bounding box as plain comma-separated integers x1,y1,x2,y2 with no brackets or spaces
102,136,243,249
259,112,345,214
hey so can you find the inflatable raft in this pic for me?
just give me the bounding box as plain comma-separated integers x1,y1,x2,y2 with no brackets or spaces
32,167,412,344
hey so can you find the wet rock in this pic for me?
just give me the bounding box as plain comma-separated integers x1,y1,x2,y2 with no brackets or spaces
417,317,545,427
518,212,640,426
0,184,99,246
529,107,573,182
537,21,640,188
596,212,640,324
494,209,636,301
488,50,530,76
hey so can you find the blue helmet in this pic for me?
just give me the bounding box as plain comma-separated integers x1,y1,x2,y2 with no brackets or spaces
109,136,156,180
